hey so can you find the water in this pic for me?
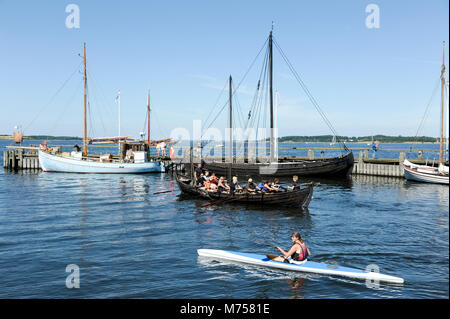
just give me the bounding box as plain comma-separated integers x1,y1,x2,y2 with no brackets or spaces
0,141,448,298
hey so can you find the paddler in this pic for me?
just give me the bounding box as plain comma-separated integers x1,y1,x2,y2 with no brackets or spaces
273,232,310,263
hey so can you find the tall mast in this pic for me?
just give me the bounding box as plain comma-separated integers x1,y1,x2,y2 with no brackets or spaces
117,89,121,154
269,30,275,163
228,75,233,180
440,41,446,164
147,90,151,146
83,42,87,157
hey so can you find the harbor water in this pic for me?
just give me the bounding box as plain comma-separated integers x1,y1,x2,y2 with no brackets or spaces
0,141,448,298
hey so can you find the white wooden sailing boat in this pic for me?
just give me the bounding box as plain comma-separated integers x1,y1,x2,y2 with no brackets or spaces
39,43,166,174
403,42,449,184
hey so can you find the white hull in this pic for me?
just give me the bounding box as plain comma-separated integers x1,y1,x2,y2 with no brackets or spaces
198,249,404,284
403,160,449,184
39,150,165,174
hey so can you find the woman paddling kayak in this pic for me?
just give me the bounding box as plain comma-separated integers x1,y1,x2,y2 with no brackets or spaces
274,232,311,264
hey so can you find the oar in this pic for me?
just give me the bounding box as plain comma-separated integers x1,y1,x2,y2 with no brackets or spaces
153,190,173,195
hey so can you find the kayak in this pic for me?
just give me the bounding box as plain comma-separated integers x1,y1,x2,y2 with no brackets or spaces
197,249,404,284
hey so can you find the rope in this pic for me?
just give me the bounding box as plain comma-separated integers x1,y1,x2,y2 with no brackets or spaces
24,61,83,131
273,37,348,153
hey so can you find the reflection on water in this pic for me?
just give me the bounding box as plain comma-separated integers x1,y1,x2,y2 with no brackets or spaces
0,165,448,298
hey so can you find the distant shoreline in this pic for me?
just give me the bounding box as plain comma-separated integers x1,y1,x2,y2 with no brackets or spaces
0,135,82,141
0,134,443,144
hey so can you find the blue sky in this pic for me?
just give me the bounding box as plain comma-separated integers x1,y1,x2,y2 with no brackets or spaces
0,0,448,139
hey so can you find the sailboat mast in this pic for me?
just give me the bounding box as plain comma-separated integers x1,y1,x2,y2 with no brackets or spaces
440,41,446,164
228,75,233,180
147,90,151,146
269,31,275,163
83,42,88,157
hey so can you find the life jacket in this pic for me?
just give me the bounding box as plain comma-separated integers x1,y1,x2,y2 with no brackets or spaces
292,242,308,261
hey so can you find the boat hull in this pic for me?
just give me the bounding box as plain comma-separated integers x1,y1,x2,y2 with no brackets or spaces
176,174,313,209
197,249,404,284
39,150,165,174
201,151,354,178
403,160,449,184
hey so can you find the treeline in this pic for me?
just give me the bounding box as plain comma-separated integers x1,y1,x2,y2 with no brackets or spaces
278,135,438,143
0,135,82,140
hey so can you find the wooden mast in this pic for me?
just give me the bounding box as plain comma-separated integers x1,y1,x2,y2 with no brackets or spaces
147,90,151,146
269,30,275,163
228,75,233,181
440,41,446,164
83,42,88,157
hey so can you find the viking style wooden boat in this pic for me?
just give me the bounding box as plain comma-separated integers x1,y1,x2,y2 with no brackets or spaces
200,30,354,179
202,152,354,178
402,42,449,184
175,173,313,209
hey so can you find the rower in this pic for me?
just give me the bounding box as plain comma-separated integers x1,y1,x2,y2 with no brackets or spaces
217,177,230,193
229,176,242,195
245,178,259,193
273,232,311,263
194,163,203,183
288,175,301,190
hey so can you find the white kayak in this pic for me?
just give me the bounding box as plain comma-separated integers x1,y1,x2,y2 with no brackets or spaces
197,249,404,284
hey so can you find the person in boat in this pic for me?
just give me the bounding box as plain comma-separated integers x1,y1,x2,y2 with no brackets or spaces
40,140,49,153
245,178,260,193
194,163,203,183
196,173,206,187
229,176,243,195
209,172,218,185
266,181,278,192
272,178,282,191
257,180,271,192
273,232,311,263
125,147,134,163
217,176,230,193
288,175,301,190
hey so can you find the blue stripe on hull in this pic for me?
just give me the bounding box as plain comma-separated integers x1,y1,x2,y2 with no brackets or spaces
227,250,365,274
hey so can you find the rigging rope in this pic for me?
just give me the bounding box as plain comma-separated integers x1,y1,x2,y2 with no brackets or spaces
273,37,348,152
410,77,441,150
24,61,83,132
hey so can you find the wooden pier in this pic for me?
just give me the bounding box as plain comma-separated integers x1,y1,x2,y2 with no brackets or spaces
3,147,445,179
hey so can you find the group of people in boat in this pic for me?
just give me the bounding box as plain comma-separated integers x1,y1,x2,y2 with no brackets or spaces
193,163,302,195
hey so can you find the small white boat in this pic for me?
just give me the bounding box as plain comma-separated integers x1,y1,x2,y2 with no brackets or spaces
197,249,404,284
403,159,448,184
403,42,449,184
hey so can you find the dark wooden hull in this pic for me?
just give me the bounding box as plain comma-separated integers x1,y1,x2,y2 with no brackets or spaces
175,174,313,209
201,151,354,178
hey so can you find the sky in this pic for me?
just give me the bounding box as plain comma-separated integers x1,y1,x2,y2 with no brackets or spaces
0,0,448,140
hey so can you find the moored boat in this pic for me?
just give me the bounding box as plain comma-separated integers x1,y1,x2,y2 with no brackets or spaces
200,30,354,179
39,43,168,174
403,42,449,184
